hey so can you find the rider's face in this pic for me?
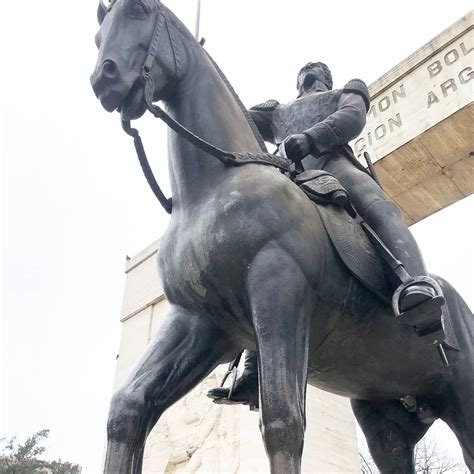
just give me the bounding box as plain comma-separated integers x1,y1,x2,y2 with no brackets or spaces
297,63,329,96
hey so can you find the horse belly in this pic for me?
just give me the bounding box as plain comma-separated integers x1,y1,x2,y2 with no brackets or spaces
308,280,451,399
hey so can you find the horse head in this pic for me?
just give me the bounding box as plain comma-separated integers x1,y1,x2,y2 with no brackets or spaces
90,0,189,120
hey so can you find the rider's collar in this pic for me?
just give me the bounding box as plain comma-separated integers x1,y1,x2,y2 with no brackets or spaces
297,80,329,98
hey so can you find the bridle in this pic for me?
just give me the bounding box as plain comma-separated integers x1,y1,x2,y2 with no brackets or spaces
119,0,292,214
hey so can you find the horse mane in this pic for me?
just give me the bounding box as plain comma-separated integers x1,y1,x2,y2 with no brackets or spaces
162,3,267,152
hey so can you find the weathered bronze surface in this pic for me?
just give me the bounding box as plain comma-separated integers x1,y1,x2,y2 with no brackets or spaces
90,2,473,473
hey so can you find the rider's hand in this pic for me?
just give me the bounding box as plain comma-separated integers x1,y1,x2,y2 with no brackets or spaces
282,134,312,162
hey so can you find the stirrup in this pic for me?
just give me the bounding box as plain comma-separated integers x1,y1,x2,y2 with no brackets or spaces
393,276,446,344
219,351,243,399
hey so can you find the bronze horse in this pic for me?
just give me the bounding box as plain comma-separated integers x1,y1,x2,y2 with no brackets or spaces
90,1,473,472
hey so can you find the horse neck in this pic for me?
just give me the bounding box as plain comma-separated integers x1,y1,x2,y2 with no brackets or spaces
163,39,262,211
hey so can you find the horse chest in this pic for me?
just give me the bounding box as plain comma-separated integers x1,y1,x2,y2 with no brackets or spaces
159,171,304,304
159,210,257,305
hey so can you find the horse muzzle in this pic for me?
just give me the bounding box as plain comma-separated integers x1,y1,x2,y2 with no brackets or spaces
91,58,136,112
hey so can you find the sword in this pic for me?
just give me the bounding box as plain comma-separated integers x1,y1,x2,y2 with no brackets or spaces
363,151,383,189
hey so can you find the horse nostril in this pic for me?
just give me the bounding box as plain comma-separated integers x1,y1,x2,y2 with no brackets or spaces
101,59,118,78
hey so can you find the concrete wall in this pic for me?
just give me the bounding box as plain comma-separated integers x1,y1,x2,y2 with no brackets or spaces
113,241,360,473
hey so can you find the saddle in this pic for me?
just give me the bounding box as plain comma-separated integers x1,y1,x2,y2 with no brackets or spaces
295,170,356,218
296,171,392,302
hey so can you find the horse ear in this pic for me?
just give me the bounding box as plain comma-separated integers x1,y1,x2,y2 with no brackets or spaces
97,1,107,25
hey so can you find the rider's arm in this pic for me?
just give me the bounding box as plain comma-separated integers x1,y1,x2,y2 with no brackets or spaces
248,100,279,144
303,79,370,155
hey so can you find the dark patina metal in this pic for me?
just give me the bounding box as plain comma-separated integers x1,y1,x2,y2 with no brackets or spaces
91,2,474,473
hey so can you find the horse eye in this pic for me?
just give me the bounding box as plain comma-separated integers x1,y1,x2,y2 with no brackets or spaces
130,2,147,17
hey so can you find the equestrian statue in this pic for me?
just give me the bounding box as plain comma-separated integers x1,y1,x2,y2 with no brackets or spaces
90,1,473,472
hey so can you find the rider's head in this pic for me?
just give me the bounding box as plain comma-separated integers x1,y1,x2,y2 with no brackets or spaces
296,62,333,97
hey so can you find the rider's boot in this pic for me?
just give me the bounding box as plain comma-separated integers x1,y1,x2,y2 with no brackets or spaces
363,200,445,341
393,278,445,343
207,350,259,409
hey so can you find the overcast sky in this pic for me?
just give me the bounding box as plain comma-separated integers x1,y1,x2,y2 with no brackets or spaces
1,1,472,472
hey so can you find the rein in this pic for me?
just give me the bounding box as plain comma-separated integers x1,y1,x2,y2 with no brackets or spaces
121,2,291,214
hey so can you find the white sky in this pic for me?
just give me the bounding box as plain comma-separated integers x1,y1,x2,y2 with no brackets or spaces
1,1,472,472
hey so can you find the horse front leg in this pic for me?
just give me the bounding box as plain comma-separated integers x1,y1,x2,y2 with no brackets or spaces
248,244,315,474
104,306,236,473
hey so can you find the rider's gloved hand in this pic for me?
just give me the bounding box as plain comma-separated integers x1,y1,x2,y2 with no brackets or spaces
282,134,312,162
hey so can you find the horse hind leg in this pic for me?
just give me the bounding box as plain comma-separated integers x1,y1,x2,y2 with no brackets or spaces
248,244,315,474
437,277,474,471
351,398,432,473
104,307,236,473
439,363,474,470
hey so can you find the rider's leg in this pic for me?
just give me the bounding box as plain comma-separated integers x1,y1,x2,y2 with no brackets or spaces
324,155,443,317
325,155,426,276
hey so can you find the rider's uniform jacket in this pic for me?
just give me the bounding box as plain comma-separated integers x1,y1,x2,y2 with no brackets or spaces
249,78,370,171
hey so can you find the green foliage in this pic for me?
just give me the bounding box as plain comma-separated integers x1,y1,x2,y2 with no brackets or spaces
0,430,81,474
